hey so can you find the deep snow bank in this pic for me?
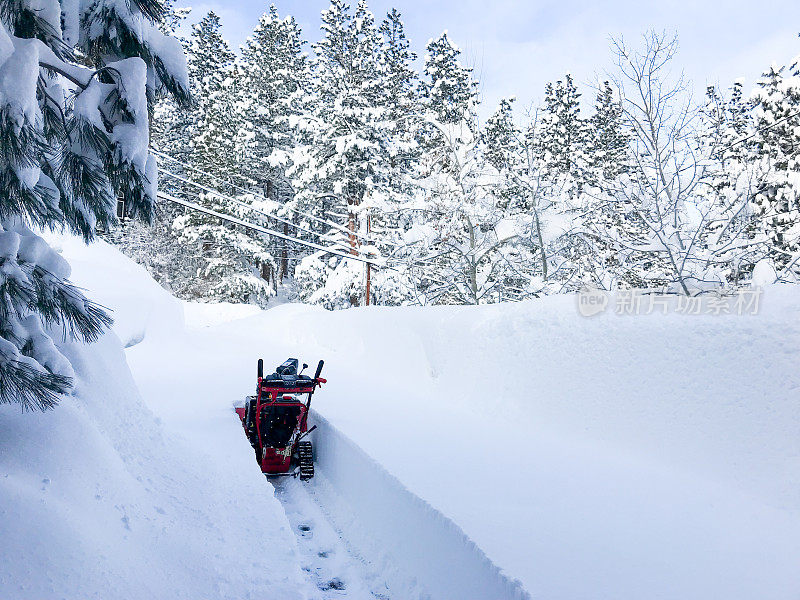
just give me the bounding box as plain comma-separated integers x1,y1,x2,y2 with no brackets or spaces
55,238,530,599
214,292,800,600
35,233,800,600
1,235,308,600
308,412,529,600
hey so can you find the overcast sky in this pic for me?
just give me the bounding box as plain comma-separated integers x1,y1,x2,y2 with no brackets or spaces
177,0,800,117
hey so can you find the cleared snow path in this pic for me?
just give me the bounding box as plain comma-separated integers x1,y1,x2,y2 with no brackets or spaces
261,412,530,600
296,413,530,600
272,476,392,599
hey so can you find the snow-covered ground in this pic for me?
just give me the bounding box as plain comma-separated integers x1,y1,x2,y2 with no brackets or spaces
0,237,310,599
3,234,800,599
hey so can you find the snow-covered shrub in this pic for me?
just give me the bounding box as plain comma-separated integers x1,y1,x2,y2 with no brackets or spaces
293,253,363,309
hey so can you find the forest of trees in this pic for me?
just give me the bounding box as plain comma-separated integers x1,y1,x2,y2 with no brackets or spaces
112,0,800,309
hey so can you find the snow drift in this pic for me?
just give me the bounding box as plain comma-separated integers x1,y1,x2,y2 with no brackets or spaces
215,289,800,600
4,233,799,600
308,412,529,600
0,235,309,600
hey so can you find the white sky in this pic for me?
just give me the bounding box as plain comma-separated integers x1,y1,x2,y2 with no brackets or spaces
177,0,800,118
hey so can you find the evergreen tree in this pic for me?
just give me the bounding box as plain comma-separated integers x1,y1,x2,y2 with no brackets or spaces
290,0,391,308
189,12,238,181
379,9,419,126
422,32,477,125
238,6,309,196
587,81,629,181
167,11,278,306
693,82,765,285
151,1,194,170
536,74,587,184
750,58,800,280
237,6,310,283
0,0,188,410
111,1,203,300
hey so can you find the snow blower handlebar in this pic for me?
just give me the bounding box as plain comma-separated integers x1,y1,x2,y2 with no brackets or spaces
301,360,325,432
313,360,326,387
314,360,324,381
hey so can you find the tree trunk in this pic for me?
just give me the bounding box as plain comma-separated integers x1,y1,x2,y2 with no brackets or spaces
260,262,272,285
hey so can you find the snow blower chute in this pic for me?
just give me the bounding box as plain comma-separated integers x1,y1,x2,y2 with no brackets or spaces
237,358,326,480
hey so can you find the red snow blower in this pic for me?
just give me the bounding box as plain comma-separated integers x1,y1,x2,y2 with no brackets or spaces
236,358,326,480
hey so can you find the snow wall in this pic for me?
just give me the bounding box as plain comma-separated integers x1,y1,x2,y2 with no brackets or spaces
309,411,530,600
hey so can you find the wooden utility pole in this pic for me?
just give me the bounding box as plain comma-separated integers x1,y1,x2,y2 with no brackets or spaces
365,215,371,306
347,204,358,255
347,191,360,306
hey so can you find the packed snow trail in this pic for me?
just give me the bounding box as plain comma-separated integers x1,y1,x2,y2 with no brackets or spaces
272,476,392,599
266,412,530,600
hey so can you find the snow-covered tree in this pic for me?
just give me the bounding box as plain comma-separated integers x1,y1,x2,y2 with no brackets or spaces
109,1,201,299
238,5,309,194
422,32,477,126
416,117,530,304
749,57,800,281
596,33,707,292
0,0,188,410
188,12,238,181
587,81,629,182
373,8,420,212
691,82,766,285
167,12,278,306
236,6,311,283
536,74,587,185
482,98,551,294
151,1,194,170
288,0,394,308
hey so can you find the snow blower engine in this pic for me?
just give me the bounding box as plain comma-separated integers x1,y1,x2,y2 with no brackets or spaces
237,358,325,480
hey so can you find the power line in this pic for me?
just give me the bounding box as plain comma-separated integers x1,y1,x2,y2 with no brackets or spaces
157,191,382,267
726,109,800,149
151,147,382,245
159,167,352,251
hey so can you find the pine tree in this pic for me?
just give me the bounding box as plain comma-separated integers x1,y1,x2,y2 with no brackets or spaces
238,6,308,192
165,11,278,306
189,12,238,181
151,1,194,171
587,81,629,182
692,82,766,285
422,32,477,126
536,74,587,184
290,0,391,308
0,0,188,410
236,6,311,284
750,58,800,280
109,1,203,300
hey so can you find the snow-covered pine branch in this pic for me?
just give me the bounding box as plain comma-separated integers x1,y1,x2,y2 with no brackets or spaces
0,0,188,410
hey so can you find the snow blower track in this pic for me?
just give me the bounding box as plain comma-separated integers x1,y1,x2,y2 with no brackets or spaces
268,411,530,600
272,476,392,599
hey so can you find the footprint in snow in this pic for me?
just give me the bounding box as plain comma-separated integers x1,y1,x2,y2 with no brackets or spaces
320,578,345,591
